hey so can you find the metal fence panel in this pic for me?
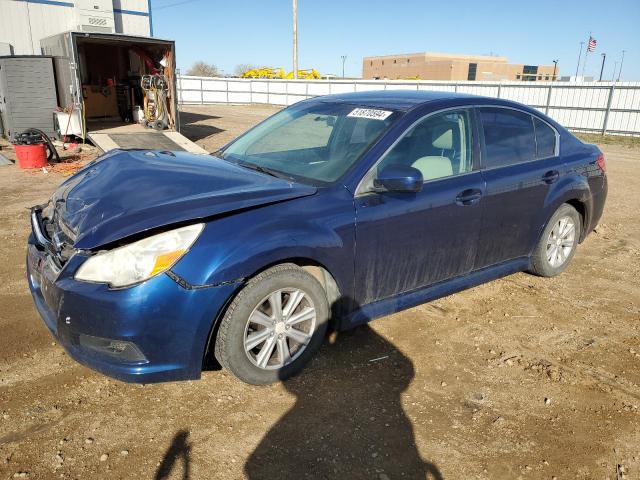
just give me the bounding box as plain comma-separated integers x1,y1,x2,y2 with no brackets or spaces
176,76,640,136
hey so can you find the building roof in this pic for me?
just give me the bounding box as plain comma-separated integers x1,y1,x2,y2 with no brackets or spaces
314,90,482,110
363,51,508,63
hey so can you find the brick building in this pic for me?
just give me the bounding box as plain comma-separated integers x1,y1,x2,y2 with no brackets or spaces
362,52,557,81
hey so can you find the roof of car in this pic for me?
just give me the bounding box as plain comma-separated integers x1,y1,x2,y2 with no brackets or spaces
314,89,484,111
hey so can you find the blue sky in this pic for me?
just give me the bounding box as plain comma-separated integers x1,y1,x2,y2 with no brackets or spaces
151,0,639,80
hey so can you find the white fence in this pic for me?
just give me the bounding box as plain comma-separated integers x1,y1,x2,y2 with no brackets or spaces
177,77,640,136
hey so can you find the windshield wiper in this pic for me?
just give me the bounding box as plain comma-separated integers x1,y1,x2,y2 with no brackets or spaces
237,161,291,180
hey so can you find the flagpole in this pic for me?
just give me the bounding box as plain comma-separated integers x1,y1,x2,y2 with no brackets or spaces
575,41,584,79
576,42,584,81
581,32,591,78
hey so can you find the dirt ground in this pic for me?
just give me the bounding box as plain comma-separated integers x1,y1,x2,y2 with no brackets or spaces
1,104,639,480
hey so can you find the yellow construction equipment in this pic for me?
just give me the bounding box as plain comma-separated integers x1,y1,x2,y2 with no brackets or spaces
240,67,321,79
284,68,321,79
241,67,286,79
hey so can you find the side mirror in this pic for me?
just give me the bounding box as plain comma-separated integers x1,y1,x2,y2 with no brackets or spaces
374,165,423,193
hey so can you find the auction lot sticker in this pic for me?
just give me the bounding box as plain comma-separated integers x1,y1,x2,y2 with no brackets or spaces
347,108,393,120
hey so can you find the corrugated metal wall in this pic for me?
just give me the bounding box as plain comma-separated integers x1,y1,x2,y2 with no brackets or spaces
0,0,151,55
0,56,57,139
177,77,640,136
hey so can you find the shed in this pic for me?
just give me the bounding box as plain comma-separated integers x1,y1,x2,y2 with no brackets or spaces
0,56,57,140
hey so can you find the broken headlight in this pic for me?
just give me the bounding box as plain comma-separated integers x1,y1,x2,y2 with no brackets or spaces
75,224,204,288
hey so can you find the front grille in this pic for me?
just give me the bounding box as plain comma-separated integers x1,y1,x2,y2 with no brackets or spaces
34,204,75,267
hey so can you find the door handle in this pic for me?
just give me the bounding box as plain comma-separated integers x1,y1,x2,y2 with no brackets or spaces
455,189,482,206
542,170,560,184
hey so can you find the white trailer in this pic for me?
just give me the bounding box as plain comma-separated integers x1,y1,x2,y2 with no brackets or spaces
40,31,206,154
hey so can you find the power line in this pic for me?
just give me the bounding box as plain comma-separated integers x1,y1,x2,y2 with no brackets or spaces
153,0,203,11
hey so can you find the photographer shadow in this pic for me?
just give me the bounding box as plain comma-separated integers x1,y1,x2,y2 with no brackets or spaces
245,299,443,480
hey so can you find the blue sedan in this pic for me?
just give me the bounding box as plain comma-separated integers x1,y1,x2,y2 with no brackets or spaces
27,91,607,384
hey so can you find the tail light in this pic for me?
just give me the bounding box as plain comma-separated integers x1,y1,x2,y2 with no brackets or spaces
596,153,606,173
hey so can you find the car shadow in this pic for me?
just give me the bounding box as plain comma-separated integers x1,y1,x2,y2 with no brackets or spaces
154,429,191,480
244,298,443,479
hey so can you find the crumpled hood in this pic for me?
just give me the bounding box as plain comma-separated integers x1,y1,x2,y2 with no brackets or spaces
52,150,317,249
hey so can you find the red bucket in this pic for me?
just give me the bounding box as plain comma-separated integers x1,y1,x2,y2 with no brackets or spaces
14,143,48,169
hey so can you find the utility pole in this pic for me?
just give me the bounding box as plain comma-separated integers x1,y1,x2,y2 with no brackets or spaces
575,41,584,79
552,59,558,80
617,50,626,81
599,53,606,81
341,55,347,78
612,61,619,82
292,0,298,79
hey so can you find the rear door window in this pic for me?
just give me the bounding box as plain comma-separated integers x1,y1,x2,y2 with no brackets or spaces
479,108,536,168
533,117,557,158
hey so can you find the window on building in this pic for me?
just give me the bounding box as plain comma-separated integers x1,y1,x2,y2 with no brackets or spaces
533,117,557,158
516,74,521,80
522,65,539,81
545,76,549,80
394,59,397,64
467,63,477,81
479,107,536,168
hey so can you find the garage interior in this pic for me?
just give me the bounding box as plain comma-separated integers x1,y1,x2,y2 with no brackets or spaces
76,36,177,133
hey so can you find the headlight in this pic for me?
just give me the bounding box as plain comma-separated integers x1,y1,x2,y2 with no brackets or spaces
75,223,204,288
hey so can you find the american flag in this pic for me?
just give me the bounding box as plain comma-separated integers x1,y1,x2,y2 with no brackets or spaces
587,36,597,52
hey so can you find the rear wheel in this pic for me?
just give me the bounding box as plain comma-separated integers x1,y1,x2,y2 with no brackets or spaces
529,203,581,277
214,264,329,385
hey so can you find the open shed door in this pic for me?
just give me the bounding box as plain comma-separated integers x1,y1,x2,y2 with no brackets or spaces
87,124,208,154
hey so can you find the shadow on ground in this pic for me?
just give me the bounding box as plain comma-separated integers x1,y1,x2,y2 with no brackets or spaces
155,430,191,480
179,110,224,142
245,323,443,479
155,304,442,479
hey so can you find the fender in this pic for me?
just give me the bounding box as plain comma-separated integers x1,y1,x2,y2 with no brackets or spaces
170,186,356,300
536,173,592,246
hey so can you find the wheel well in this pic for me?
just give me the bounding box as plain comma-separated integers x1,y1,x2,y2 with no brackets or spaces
565,199,587,241
201,258,342,371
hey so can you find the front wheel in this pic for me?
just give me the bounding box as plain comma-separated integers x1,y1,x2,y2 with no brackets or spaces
214,264,329,385
529,203,582,277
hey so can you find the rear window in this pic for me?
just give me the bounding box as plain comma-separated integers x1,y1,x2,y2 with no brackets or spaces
479,107,536,168
533,117,557,158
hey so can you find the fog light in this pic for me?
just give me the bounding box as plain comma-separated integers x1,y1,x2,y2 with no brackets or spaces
78,334,148,363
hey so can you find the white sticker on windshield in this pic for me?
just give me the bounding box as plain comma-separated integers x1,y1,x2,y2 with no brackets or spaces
347,108,393,121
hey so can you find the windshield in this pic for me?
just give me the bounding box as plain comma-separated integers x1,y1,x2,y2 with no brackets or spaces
219,101,400,184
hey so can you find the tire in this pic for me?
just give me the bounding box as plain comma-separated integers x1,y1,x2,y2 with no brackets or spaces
529,203,582,277
214,264,329,385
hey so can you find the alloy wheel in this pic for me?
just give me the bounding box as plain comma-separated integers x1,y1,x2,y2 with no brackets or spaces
546,216,576,268
243,288,317,370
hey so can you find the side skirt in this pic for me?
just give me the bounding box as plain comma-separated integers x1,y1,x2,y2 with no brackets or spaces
341,257,530,330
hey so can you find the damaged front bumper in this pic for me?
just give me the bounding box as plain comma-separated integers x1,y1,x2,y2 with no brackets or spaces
26,215,241,383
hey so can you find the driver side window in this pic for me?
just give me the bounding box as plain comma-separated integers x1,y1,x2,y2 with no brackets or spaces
378,109,474,182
